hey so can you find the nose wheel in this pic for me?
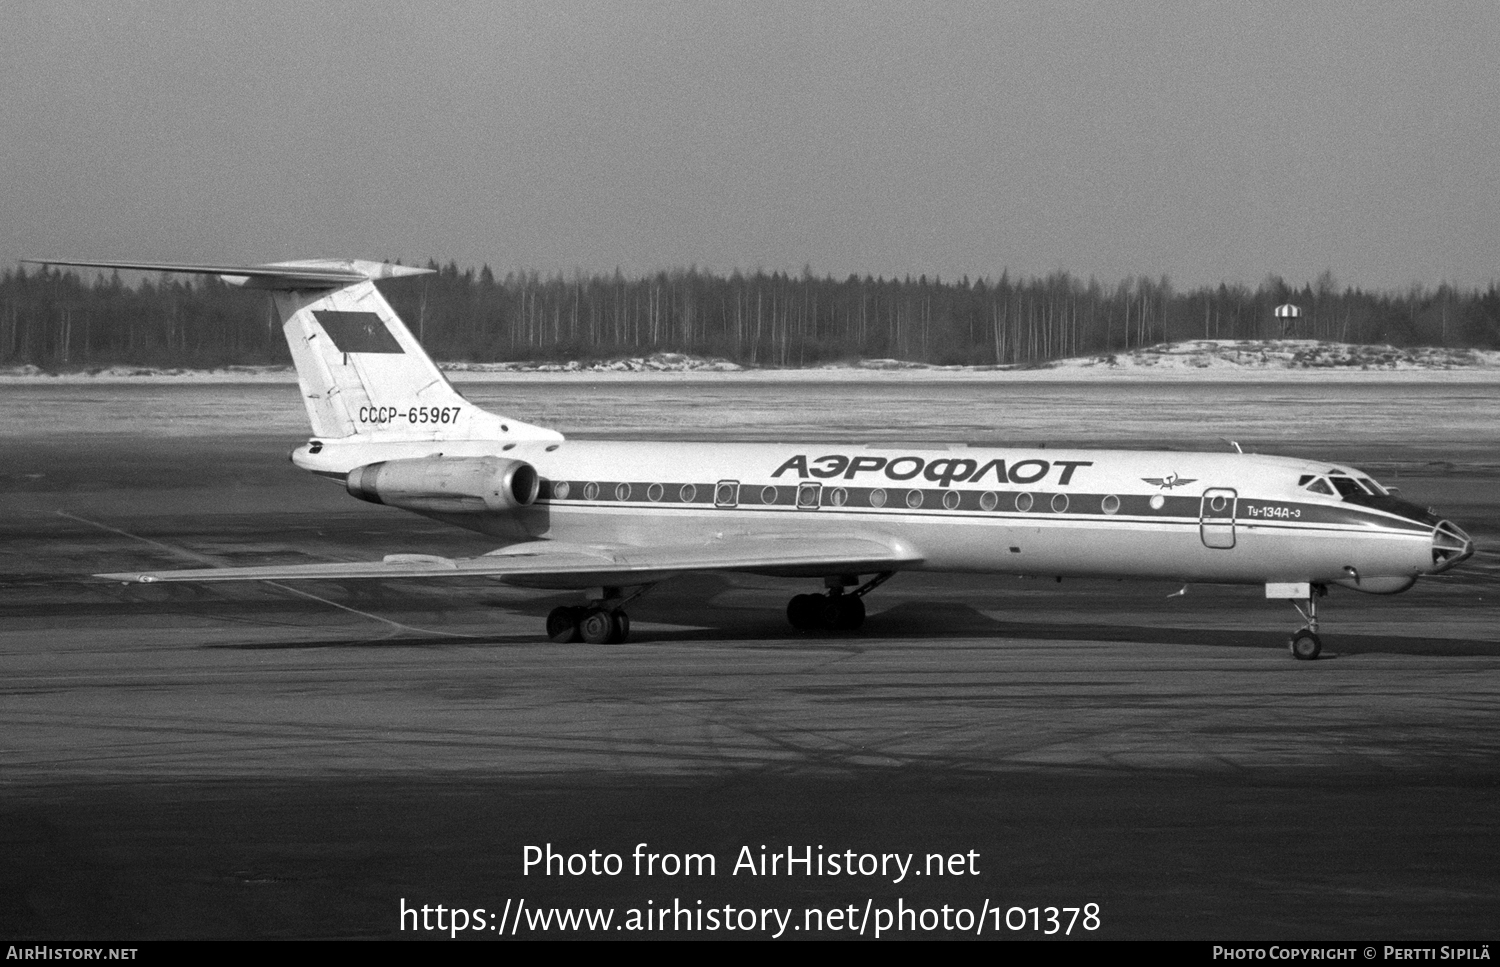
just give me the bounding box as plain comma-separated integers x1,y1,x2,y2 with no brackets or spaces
1289,628,1322,660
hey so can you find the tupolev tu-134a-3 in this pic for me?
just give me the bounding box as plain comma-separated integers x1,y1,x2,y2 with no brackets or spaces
32,257,1475,660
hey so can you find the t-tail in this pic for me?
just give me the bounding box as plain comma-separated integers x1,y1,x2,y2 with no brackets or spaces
22,258,563,451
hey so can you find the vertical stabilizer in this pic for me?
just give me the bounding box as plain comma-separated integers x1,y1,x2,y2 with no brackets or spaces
272,280,559,442
21,257,563,444
268,280,552,443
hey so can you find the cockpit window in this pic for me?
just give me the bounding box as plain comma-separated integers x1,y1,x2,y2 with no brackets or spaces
1328,476,1364,498
1306,470,1391,501
1303,476,1335,496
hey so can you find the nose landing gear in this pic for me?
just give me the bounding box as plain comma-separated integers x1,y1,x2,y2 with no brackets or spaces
1287,584,1327,660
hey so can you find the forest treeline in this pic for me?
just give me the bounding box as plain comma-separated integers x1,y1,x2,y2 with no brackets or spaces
3,261,1498,369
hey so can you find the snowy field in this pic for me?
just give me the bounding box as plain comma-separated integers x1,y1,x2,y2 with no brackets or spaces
4,375,1497,466
3,340,1500,385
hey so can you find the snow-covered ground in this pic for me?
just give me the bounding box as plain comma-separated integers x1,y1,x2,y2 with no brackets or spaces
1042,339,1500,374
445,352,744,374
3,340,1499,383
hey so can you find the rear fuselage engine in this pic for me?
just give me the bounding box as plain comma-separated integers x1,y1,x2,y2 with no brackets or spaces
345,456,539,515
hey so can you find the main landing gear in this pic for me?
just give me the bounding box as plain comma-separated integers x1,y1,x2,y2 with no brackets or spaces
548,586,646,644
548,605,630,644
787,572,894,633
1287,584,1327,660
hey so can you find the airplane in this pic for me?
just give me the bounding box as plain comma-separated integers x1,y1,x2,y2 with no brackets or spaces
29,257,1476,660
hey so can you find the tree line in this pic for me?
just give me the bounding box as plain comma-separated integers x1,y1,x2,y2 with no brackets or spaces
3,261,1497,369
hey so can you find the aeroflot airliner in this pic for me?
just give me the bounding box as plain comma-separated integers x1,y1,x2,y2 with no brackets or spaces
32,258,1475,659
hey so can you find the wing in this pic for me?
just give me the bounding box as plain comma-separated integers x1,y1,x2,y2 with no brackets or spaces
97,534,923,590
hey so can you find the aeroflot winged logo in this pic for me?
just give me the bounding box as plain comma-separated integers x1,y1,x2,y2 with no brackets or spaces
1142,473,1197,490
772,454,1092,487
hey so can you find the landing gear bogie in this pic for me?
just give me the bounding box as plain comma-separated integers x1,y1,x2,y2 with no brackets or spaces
545,586,649,644
789,592,863,632
790,593,865,632
787,573,890,634
549,604,632,645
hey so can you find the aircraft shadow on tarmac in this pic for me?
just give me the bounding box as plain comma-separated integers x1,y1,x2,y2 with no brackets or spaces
187,569,1500,658
876,603,1500,658
637,599,1500,658
209,631,510,651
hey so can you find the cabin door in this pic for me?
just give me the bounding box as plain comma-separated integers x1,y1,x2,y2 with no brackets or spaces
1199,488,1237,549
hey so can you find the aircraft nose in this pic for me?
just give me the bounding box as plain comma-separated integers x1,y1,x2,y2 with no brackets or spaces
1430,520,1475,573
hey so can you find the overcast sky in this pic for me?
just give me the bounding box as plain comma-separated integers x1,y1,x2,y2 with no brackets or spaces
4,1,1497,290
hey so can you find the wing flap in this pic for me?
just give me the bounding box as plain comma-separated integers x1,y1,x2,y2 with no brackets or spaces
97,535,923,589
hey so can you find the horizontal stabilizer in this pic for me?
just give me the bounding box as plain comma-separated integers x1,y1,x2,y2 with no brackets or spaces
97,535,922,590
23,258,432,291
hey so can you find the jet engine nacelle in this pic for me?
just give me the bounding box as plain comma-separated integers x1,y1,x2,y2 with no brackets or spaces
345,456,539,514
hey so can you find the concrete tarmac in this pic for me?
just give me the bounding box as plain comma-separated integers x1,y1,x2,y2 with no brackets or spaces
3,430,1499,940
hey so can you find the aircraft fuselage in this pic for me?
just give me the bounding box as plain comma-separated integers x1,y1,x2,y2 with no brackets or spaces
293,438,1462,594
